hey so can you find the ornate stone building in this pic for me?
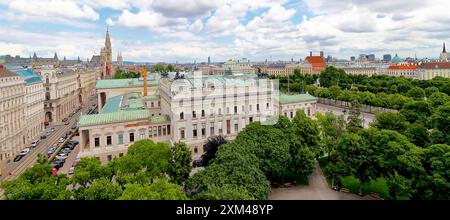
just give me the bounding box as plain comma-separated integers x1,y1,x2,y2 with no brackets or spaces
100,28,113,80
0,65,26,163
440,42,449,62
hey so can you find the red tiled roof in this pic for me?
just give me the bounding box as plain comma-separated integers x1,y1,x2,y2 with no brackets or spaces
305,56,326,67
420,62,450,69
388,65,417,70
0,64,17,78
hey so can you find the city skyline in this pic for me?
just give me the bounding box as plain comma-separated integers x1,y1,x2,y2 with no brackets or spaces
0,0,450,62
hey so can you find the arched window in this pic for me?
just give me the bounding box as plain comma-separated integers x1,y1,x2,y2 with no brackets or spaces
180,112,184,120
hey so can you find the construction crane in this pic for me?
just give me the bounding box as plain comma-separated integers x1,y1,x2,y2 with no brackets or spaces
140,66,148,96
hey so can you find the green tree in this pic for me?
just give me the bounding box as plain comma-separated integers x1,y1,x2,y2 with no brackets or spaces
428,92,450,108
168,142,192,185
400,101,432,124
166,64,175,72
386,172,415,200
82,178,122,200
347,101,363,133
72,157,108,187
424,87,439,97
119,178,187,200
201,135,227,166
406,87,425,100
428,102,450,144
335,132,379,195
292,110,320,157
153,64,166,72
371,112,409,133
405,122,430,147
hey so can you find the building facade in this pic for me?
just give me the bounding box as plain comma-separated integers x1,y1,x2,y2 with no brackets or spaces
39,67,80,123
78,68,97,104
0,65,26,162
78,71,318,163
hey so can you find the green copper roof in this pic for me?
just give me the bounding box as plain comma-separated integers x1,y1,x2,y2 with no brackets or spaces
122,92,145,110
278,93,317,104
78,110,150,127
100,96,122,113
150,115,170,123
96,78,158,89
143,95,159,101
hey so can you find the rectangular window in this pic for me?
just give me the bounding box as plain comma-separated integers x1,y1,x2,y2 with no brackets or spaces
266,103,269,109
148,127,152,137
249,117,253,123
234,123,238,132
158,126,162,136
163,126,167,136
242,105,245,112
226,120,231,134
129,133,134,142
107,155,112,161
290,111,293,118
249,105,252,111
106,136,112,146
193,124,198,137
192,111,196,118
118,134,123,144
218,108,222,115
308,108,311,116
167,125,171,135
257,104,260,111
151,102,154,107
201,110,205,117
210,122,214,135
119,153,124,157
180,129,185,139
140,133,145,140
201,124,206,137
227,107,230,114
94,137,100,147
234,106,237,114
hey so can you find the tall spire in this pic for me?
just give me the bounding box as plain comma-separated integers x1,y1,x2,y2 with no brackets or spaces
54,52,58,61
443,42,446,53
105,26,111,49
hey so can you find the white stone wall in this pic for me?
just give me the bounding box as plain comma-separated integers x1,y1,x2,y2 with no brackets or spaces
25,81,45,142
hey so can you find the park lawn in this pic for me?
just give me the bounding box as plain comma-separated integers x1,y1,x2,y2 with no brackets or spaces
340,176,390,199
319,157,390,199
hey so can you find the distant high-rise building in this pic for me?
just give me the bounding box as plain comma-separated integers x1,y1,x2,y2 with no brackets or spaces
383,54,392,62
326,55,332,63
350,56,356,61
367,54,375,61
208,56,211,64
117,51,123,67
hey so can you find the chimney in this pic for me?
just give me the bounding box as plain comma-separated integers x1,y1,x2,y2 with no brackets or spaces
320,51,324,58
310,51,312,57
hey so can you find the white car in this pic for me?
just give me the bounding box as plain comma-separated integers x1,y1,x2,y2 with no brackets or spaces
56,154,68,160
19,148,30,156
30,140,39,148
58,138,65,143
51,128,55,132
68,167,75,175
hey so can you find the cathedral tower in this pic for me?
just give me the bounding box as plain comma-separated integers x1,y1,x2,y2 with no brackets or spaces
100,27,113,79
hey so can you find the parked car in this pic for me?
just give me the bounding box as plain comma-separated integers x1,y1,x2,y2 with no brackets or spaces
65,130,72,136
58,137,65,143
51,159,64,169
62,118,68,122
51,127,55,132
19,148,30,156
68,167,75,175
30,140,39,148
60,148,71,154
70,140,79,145
41,134,47,139
13,155,24,162
65,121,70,125
192,159,203,168
56,154,68,161
71,123,77,129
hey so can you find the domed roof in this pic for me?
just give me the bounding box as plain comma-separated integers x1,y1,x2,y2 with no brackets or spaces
392,54,402,63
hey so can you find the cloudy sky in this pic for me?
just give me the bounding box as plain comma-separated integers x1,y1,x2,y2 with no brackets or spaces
0,0,449,63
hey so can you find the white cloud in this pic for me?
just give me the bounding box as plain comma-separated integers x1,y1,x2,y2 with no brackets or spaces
8,0,99,21
189,20,204,33
117,9,188,32
152,0,217,18
106,18,115,26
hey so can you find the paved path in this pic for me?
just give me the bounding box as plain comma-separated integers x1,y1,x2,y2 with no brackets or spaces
316,103,375,128
269,163,376,200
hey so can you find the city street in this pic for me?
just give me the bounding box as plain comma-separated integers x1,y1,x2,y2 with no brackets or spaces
0,95,97,182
